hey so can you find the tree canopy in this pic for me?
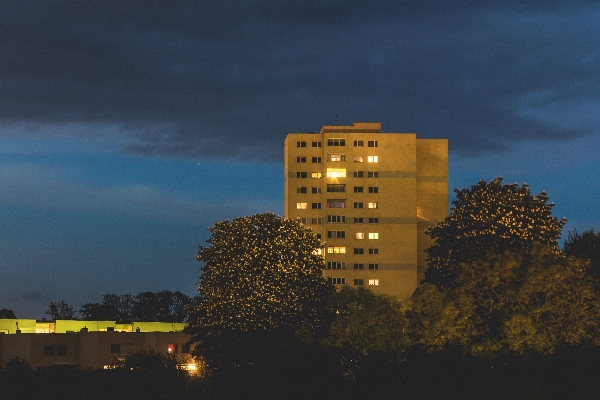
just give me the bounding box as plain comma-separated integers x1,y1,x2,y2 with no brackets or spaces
564,229,600,284
187,212,332,368
424,177,566,289
46,300,77,320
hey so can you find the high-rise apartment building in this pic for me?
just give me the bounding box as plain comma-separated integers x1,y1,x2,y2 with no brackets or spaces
284,122,448,299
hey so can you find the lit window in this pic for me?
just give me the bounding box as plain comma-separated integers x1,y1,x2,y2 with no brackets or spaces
312,202,321,209
297,141,306,148
367,156,378,163
368,202,378,209
354,217,364,224
327,154,345,162
354,248,364,255
57,346,67,356
369,248,379,255
327,246,346,254
354,186,364,193
297,203,307,209
312,187,322,194
354,140,363,147
354,263,364,270
327,200,345,208
354,279,364,285
368,140,378,147
167,344,177,354
368,232,379,240
326,168,346,178
327,231,346,239
327,261,346,269
327,138,345,146
313,248,323,255
327,184,346,192
311,218,323,224
354,202,364,209
353,156,364,163
368,187,378,193
297,156,306,163
312,157,321,163
355,232,364,239
312,142,321,147
368,171,378,178
297,187,307,194
327,215,346,223
296,172,307,178
328,277,346,285
369,263,379,270
368,217,378,224
368,279,379,286
354,171,364,178
44,346,54,356
312,172,322,178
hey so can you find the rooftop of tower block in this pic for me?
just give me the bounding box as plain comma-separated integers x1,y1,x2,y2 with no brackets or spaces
320,122,382,134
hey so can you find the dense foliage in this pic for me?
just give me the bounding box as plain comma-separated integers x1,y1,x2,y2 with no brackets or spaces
46,300,77,320
564,229,600,284
424,177,566,289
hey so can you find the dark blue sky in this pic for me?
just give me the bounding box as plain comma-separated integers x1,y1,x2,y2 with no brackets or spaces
1,1,599,317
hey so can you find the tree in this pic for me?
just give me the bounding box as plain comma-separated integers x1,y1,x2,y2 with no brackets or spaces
424,177,566,289
46,300,77,320
186,212,333,368
133,290,192,322
0,308,16,319
564,229,600,283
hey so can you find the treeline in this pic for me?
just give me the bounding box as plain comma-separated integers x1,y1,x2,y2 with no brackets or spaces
47,290,194,322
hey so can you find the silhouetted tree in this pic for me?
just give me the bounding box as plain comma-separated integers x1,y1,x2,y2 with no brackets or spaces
133,290,192,322
46,300,77,320
5,356,31,373
564,228,600,284
0,308,16,319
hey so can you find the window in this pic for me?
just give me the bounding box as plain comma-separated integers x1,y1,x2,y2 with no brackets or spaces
311,202,322,209
355,232,364,239
327,154,345,162
354,217,364,224
354,263,364,270
297,203,307,209
296,172,307,178
354,186,364,193
327,184,346,192
354,202,364,209
369,263,379,270
368,202,378,209
353,171,364,178
367,156,379,163
327,246,346,254
44,346,54,356
313,248,323,255
353,156,364,163
368,140,378,147
110,344,121,354
167,344,178,354
316,233,322,240
354,248,364,254
368,171,379,178
368,186,379,193
368,217,379,224
297,156,306,163
369,279,379,286
354,140,364,147
327,138,345,146
328,277,346,285
297,141,306,148
369,248,379,255
311,187,322,194
368,232,379,239
312,141,321,147
327,200,345,208
297,187,307,194
312,157,321,163
354,279,364,286
327,215,346,223
57,346,67,356
297,217,308,224
312,172,322,178
327,261,346,269
311,218,323,224
327,230,346,239
326,168,346,178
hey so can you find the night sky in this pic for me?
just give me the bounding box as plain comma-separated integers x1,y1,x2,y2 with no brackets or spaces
1,1,599,318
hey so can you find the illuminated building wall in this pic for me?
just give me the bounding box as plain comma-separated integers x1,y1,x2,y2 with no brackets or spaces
284,122,448,299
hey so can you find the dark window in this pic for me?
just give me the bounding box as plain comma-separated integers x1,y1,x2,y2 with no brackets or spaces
368,186,379,193
354,279,364,285
368,217,379,224
327,184,346,192
44,346,54,356
297,187,307,194
369,248,379,255
369,263,379,270
368,140,378,147
354,248,364,255
354,263,364,270
297,217,307,224
296,172,307,178
312,203,322,209
327,261,346,269
328,277,346,284
368,171,378,178
312,157,321,163
57,346,67,356
297,141,306,147
354,171,364,178
311,187,322,194
327,138,345,146
110,344,121,354
311,218,323,224
327,200,346,209
327,215,346,223
354,202,364,209
316,233,322,240
353,140,364,147
354,186,364,193
354,217,364,224
297,156,306,163
327,231,346,239
312,142,321,147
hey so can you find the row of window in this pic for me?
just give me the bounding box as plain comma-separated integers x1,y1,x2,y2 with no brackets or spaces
43,345,67,356
328,277,380,285
296,171,379,178
327,231,379,239
326,262,380,270
297,185,379,193
326,246,379,254
297,217,379,224
297,202,378,209
297,140,378,148
297,155,379,163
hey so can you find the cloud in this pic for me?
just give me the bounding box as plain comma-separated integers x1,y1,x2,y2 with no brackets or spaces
1,1,599,159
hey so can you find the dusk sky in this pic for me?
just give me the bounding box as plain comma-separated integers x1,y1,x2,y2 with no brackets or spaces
1,1,599,318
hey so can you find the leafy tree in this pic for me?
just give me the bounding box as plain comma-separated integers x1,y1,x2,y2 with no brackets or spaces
5,356,32,373
564,229,600,283
187,212,332,369
411,247,600,355
133,290,192,322
46,300,77,320
123,346,179,372
0,308,16,319
424,177,566,289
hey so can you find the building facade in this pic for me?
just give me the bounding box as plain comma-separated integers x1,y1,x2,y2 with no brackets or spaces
284,122,447,299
